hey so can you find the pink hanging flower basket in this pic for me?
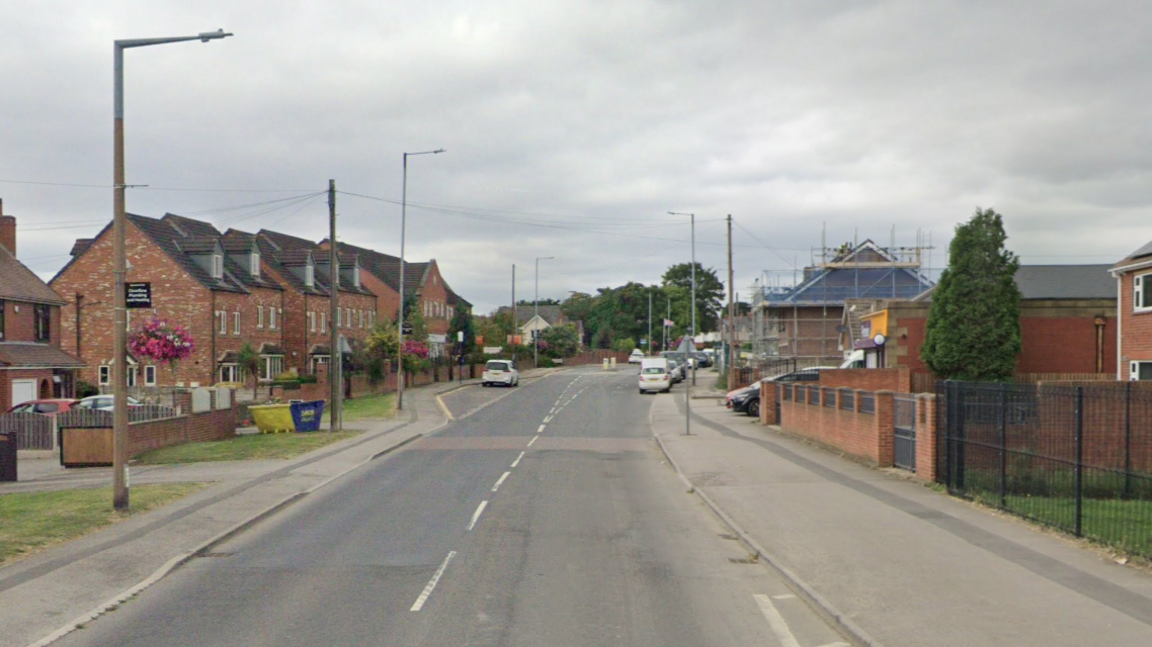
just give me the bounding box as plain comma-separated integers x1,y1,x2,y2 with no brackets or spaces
128,316,195,368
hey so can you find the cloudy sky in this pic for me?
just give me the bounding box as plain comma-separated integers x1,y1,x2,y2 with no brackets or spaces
3,1,1151,314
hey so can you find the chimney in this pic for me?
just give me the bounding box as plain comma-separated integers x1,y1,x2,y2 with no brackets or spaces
0,199,15,256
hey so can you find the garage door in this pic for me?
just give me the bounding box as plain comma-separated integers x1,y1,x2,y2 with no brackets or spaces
11,379,36,408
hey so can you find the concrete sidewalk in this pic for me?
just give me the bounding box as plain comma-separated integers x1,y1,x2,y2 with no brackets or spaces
651,372,1152,647
0,374,495,647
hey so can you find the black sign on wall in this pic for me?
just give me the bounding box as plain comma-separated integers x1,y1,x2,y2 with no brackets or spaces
126,282,152,309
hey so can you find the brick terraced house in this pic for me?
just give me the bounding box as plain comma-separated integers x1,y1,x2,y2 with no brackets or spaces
0,201,84,409
1112,239,1152,380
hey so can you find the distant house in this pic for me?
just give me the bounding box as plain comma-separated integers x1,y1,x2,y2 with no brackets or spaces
1111,240,1152,380
848,265,1117,376
496,305,583,347
0,201,84,409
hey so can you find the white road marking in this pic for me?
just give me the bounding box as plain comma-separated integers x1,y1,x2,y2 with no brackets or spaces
511,451,525,467
527,436,538,447
467,500,489,531
814,643,850,647
543,415,553,423
410,551,456,611
773,594,796,600
754,594,802,647
492,471,511,491
537,424,546,433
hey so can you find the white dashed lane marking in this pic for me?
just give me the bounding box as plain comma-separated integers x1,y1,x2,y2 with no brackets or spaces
492,471,511,492
411,551,456,611
467,501,488,531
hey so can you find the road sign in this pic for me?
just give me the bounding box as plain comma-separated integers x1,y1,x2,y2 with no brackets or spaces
402,324,413,335
126,282,151,309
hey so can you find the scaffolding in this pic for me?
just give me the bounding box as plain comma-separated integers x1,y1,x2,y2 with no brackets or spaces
749,233,934,367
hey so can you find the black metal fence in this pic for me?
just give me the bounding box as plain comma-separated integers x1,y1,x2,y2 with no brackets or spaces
938,381,1152,558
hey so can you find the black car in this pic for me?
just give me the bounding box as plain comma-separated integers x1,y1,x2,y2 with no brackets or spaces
731,367,831,417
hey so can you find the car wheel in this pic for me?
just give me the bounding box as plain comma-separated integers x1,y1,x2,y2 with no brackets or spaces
748,400,760,418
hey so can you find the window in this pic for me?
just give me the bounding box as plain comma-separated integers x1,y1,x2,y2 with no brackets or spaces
144,365,157,386
0,299,5,340
99,365,111,385
305,265,314,287
125,309,131,332
346,307,352,328
353,267,361,287
257,306,264,329
336,307,342,327
320,312,327,333
359,309,364,328
234,312,241,335
219,364,240,383
250,253,261,277
35,304,51,341
127,367,137,388
269,307,278,330
261,355,284,381
1136,274,1152,311
212,254,223,278
309,311,316,332
218,311,227,334
1132,361,1152,381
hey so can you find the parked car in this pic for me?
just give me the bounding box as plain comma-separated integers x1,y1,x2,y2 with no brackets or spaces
667,358,685,383
691,351,712,368
73,395,143,411
4,398,79,415
481,360,520,387
638,358,672,394
729,367,836,417
660,351,696,369
628,349,645,364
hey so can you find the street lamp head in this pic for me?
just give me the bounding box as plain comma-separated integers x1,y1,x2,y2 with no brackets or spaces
432,149,446,154
199,29,233,42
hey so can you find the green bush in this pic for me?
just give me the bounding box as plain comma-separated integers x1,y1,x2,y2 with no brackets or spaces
75,380,99,398
297,374,319,384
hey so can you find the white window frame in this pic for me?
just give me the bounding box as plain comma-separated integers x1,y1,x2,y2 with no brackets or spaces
212,254,223,279
359,309,364,328
99,365,111,386
233,312,241,335
257,306,264,329
218,311,227,334
1136,273,1152,312
250,253,260,276
269,307,278,330
144,365,157,386
346,307,352,328
320,312,327,333
261,355,284,381
1131,361,1152,381
305,265,314,287
336,308,342,328
309,311,316,332
127,366,137,388
353,267,361,288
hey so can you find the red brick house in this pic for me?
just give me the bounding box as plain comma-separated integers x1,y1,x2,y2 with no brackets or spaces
1111,240,1152,380
52,213,286,388
329,241,471,358
0,202,84,409
257,230,378,374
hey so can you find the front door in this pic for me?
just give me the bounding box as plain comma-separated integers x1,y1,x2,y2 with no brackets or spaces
11,379,36,409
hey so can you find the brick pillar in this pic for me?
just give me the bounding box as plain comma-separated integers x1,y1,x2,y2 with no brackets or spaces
874,390,895,467
728,368,739,390
915,394,938,482
760,381,779,425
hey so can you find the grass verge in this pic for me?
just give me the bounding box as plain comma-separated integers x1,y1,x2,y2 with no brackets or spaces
323,392,395,422
135,430,362,464
0,483,210,567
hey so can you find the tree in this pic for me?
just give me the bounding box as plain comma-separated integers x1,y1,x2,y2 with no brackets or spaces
365,323,399,362
721,301,751,317
236,342,263,397
921,208,1022,381
662,262,724,333
449,306,475,355
613,337,637,353
540,324,579,357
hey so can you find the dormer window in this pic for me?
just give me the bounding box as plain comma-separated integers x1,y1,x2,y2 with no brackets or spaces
250,252,261,277
305,264,314,287
353,266,361,288
212,254,223,279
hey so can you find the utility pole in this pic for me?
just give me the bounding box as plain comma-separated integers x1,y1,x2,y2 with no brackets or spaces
511,264,516,363
329,180,341,432
648,292,652,356
727,214,734,375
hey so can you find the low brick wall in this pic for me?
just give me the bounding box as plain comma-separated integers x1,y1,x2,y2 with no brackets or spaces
819,367,911,393
769,382,938,482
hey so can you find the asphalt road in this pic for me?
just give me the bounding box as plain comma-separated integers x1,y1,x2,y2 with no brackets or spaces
54,368,851,647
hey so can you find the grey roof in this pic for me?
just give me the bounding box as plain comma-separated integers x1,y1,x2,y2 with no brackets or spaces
1014,265,1115,300
770,240,934,305
499,305,565,326
0,342,84,368
1116,238,1152,268
1,243,67,305
127,215,246,294
256,230,373,296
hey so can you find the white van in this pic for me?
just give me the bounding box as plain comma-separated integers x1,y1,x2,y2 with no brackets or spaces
638,357,672,394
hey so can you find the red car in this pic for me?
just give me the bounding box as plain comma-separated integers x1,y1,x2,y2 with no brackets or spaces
4,398,79,415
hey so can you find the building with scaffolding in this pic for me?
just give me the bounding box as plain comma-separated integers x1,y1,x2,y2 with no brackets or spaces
750,239,934,366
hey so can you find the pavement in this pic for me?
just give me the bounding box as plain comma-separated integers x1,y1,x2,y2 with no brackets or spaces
652,371,1152,647
5,365,1152,646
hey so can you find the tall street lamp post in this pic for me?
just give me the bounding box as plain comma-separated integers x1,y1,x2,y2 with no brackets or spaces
668,211,696,385
112,29,232,511
534,256,554,368
397,148,444,411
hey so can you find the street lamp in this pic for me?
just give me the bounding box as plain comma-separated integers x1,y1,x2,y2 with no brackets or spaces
534,256,554,368
668,211,696,385
112,29,232,511
397,148,445,411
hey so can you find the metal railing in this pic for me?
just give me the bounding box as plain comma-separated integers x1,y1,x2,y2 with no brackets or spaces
939,381,1152,558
